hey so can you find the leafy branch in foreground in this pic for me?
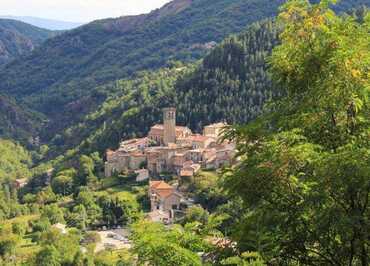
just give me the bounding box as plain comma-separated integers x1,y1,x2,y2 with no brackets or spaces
224,0,370,265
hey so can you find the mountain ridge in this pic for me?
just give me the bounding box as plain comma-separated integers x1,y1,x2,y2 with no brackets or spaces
0,16,83,30
0,0,369,144
0,0,286,141
0,19,57,65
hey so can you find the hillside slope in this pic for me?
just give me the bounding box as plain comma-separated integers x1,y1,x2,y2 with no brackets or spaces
0,0,285,131
46,0,370,157
0,95,45,141
0,0,369,143
47,19,279,157
0,19,56,65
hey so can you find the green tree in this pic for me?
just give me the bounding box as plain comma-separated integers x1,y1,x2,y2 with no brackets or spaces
12,222,27,236
224,1,370,265
39,228,81,265
35,246,61,266
131,220,208,266
0,234,19,259
52,174,73,196
41,204,65,225
183,205,209,225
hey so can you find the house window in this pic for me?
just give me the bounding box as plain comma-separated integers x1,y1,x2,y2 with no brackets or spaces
172,205,178,210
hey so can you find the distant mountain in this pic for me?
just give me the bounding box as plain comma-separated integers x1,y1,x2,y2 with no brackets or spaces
0,19,57,65
0,0,286,139
0,0,369,144
50,19,280,157
0,16,83,31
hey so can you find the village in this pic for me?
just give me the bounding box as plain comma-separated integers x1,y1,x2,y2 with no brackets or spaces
11,108,237,254
105,107,236,224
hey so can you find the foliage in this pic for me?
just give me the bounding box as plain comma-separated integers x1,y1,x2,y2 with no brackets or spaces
131,220,209,266
0,0,289,141
41,204,65,225
175,20,281,131
223,1,370,264
97,191,141,226
35,228,82,266
0,139,32,180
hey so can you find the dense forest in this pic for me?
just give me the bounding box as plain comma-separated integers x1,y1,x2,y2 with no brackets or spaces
44,19,280,160
175,19,280,130
0,139,32,181
0,0,368,144
0,0,368,265
0,0,288,141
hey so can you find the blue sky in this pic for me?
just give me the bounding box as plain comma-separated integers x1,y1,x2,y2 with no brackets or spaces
1,0,172,23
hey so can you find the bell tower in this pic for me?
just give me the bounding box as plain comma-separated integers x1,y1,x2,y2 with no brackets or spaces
163,107,176,145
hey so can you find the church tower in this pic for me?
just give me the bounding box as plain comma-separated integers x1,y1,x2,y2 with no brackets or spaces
163,107,176,145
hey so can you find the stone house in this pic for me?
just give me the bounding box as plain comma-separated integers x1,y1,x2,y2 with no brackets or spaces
148,124,192,145
149,181,182,212
105,108,236,179
190,134,215,149
134,169,149,182
203,122,228,139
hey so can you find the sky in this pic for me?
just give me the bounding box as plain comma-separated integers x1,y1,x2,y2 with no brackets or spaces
0,0,172,23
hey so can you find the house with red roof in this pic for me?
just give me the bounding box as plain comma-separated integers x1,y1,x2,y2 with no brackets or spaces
148,180,183,223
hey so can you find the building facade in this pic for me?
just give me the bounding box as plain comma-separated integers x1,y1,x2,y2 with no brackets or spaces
105,108,235,178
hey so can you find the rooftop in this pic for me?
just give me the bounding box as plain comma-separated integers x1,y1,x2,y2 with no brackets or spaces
150,180,173,190
190,134,214,142
150,124,191,132
205,122,228,128
180,170,194,177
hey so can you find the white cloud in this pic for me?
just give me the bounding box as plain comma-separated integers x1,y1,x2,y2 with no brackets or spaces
0,0,171,22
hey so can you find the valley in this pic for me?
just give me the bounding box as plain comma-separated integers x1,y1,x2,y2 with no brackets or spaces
0,0,369,265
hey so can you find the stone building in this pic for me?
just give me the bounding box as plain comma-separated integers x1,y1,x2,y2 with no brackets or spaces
203,122,228,139
149,181,182,211
104,138,149,177
148,125,192,145
105,108,235,178
163,107,176,145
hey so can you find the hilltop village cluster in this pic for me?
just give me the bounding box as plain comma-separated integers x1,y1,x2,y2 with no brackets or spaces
105,108,236,222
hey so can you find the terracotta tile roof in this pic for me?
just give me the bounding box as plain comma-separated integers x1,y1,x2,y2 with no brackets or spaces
149,181,173,190
190,134,214,142
156,182,174,190
149,180,162,188
180,170,194,177
207,155,217,163
183,160,194,168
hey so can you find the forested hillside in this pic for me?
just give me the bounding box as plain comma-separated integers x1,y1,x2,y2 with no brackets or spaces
0,139,32,181
0,0,369,144
0,1,368,265
44,19,279,159
0,19,56,65
0,95,44,140
0,0,287,140
175,20,280,130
